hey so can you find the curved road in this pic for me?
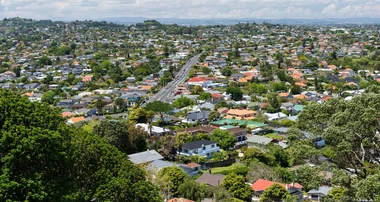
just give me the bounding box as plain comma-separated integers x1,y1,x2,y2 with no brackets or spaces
142,54,200,106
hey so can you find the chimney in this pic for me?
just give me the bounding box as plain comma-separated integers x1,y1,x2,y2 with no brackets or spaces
292,182,295,187
286,184,288,190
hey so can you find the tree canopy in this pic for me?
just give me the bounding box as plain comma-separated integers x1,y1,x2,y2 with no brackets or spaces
0,90,162,201
211,129,236,150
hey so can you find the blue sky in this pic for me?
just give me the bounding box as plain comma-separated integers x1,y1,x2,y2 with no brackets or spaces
0,0,380,20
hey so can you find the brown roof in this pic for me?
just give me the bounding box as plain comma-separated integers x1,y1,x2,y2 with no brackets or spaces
227,127,246,135
196,173,225,186
175,125,215,134
227,109,256,116
182,162,201,168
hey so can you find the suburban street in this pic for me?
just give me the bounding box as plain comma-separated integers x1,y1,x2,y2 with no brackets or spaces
142,54,200,106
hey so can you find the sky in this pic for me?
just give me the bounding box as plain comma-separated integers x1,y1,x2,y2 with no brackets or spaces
0,0,380,21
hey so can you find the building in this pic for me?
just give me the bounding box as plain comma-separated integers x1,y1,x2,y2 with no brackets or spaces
251,179,303,201
179,140,220,158
225,109,256,120
128,150,164,165
307,186,333,201
196,173,225,186
136,123,171,136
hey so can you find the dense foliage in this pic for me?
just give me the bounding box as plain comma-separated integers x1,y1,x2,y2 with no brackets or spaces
0,90,161,201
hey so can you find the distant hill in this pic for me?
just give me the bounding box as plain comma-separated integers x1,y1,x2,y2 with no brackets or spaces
98,17,380,26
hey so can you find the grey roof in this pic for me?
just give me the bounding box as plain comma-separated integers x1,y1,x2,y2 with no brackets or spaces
147,159,177,171
307,186,333,195
281,102,294,108
196,173,225,186
273,127,290,133
187,110,210,120
246,135,273,145
128,150,164,164
182,140,217,150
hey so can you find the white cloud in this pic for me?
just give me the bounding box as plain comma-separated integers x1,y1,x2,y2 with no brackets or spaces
0,0,379,20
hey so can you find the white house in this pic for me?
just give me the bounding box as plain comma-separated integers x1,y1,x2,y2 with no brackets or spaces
136,123,171,136
263,112,288,122
179,140,220,158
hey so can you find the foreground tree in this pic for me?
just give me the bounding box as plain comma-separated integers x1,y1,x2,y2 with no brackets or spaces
156,166,189,197
297,93,380,178
0,90,162,201
260,183,290,202
221,172,252,201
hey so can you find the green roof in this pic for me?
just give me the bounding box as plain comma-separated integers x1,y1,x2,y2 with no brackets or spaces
211,119,267,128
220,125,237,129
293,105,304,111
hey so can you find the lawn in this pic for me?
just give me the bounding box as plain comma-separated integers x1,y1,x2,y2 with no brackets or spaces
211,163,249,175
265,133,284,139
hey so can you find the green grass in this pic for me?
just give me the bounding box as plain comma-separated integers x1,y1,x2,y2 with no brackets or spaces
211,163,249,175
265,133,283,139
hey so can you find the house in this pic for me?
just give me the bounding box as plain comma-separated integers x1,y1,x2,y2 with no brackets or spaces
246,135,275,148
280,102,294,110
251,179,303,201
57,99,74,108
136,123,171,136
167,198,194,202
128,150,164,165
196,173,225,186
179,162,201,177
273,127,290,135
226,109,256,120
175,125,215,136
67,116,86,124
184,110,210,123
307,186,333,201
179,140,220,158
226,127,247,142
263,112,288,122
291,105,304,115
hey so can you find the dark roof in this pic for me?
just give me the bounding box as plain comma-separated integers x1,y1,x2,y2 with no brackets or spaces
186,110,210,120
196,173,225,186
227,127,246,135
182,140,217,150
175,125,215,134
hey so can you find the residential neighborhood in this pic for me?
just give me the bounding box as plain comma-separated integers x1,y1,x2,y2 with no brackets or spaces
0,18,379,202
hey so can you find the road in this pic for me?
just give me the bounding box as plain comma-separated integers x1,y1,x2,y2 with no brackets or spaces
142,54,200,106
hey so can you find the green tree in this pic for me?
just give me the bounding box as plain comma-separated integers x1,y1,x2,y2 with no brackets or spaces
178,179,207,202
292,164,325,191
208,110,221,121
157,166,189,196
270,82,288,92
221,173,252,201
249,83,268,95
93,120,148,154
115,97,126,111
266,92,281,112
297,94,380,178
356,174,380,201
220,66,233,76
0,90,162,201
41,90,56,104
202,66,212,75
260,183,290,202
198,92,212,101
192,85,204,95
38,55,52,65
211,129,236,150
145,101,173,122
172,96,196,108
226,86,243,101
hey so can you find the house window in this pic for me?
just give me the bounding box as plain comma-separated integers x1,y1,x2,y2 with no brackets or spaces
203,146,206,150
193,150,198,154
193,167,199,171
183,149,188,153
211,144,215,148
207,153,210,156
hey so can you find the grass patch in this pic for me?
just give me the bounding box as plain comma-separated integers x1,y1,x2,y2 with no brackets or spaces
265,133,283,139
211,163,249,175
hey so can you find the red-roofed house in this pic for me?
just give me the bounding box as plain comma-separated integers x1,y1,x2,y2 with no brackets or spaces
82,75,93,82
251,179,303,201
187,77,207,86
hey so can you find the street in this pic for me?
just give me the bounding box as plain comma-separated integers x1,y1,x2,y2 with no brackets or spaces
142,54,200,106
